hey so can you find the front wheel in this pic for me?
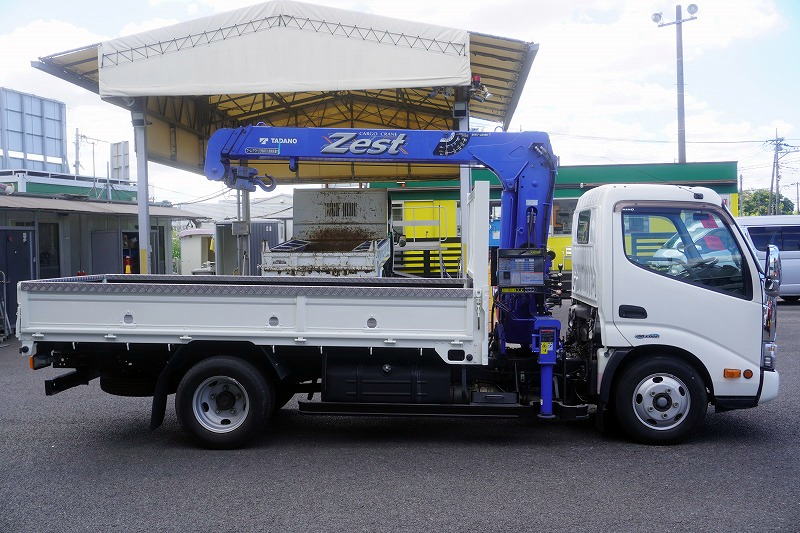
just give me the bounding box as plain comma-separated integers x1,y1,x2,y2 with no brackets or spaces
176,356,273,449
613,355,707,444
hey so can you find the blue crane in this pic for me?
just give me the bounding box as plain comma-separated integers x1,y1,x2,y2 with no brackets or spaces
204,125,562,417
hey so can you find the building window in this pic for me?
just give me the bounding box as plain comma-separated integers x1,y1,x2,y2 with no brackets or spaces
552,199,578,235
623,214,650,234
391,202,403,236
38,222,60,278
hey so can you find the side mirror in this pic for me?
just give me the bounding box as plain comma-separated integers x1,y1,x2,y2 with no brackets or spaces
765,244,782,297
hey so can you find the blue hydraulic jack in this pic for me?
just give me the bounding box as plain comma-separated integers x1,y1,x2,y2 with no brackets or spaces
534,318,560,419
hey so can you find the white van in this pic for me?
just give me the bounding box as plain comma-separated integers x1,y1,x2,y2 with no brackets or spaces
736,215,800,302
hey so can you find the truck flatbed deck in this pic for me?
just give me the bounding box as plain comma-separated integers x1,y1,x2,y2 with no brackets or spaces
18,274,486,363
24,273,467,287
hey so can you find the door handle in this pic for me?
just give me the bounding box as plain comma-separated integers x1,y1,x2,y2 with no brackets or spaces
619,305,647,319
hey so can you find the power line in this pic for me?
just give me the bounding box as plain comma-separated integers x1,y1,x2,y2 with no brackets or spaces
174,188,231,205
233,205,294,220
739,163,775,171
549,132,800,145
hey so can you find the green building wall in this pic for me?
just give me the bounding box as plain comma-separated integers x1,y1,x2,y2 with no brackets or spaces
19,182,137,202
373,161,738,199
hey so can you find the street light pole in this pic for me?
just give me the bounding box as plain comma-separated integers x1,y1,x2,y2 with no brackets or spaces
653,4,698,164
675,5,687,164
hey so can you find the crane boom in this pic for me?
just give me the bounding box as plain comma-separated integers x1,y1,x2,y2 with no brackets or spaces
205,125,557,249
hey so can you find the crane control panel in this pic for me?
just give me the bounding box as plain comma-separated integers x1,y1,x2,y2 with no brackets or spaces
496,248,546,293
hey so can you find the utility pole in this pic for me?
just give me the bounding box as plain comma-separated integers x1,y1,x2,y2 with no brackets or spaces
79,133,115,199
74,128,80,175
767,134,800,214
652,4,699,164
775,147,781,214
769,139,776,214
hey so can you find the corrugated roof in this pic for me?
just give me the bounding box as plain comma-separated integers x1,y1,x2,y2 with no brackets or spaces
0,195,201,218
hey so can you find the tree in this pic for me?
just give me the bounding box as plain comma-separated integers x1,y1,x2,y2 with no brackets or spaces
740,189,794,216
171,234,181,273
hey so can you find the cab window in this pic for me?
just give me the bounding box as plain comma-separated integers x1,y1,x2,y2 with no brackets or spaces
576,210,591,244
622,207,750,298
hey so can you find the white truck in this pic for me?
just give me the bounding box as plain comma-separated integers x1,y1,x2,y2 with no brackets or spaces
17,127,782,448
17,182,780,448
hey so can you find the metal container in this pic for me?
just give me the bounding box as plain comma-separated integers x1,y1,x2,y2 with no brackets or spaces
293,189,387,242
262,189,390,277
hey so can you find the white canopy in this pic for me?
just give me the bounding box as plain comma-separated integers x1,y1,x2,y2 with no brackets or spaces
98,0,471,97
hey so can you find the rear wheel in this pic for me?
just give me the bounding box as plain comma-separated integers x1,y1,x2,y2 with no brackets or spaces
613,355,707,444
176,356,273,449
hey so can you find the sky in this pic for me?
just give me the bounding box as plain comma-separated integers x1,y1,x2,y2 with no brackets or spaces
0,0,798,205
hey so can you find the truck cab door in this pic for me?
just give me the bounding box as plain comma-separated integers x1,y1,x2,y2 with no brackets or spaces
612,204,763,398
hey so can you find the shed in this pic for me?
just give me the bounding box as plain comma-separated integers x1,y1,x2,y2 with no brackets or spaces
0,194,199,277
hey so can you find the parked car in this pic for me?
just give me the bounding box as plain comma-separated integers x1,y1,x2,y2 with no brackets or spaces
736,215,800,302
652,221,739,268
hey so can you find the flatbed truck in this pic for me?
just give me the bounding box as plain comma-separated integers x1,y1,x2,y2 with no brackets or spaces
18,127,781,448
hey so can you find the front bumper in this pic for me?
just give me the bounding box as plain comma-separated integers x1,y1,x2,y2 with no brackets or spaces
759,369,780,404
715,369,780,412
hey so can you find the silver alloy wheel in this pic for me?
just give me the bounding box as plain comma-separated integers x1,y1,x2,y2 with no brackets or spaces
631,373,691,431
192,375,250,433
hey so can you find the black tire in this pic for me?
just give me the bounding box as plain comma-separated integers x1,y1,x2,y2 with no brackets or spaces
613,355,707,444
781,296,800,303
175,356,273,449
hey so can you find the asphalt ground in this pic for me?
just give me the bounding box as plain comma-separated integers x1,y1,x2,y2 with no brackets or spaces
1,303,799,532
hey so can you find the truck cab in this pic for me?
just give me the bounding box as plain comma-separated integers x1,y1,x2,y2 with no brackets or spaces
568,184,780,442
